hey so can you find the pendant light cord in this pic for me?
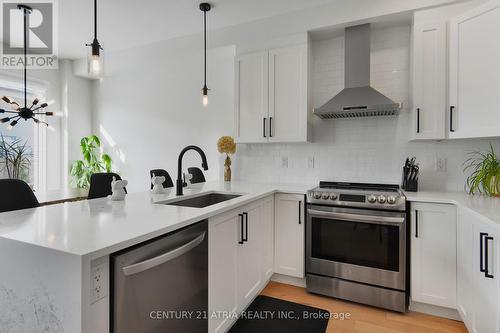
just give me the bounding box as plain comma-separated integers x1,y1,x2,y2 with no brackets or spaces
94,0,97,41
23,7,28,108
203,9,207,87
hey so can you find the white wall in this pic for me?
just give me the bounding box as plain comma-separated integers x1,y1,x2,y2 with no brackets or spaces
92,44,235,193
233,24,500,192
58,60,93,187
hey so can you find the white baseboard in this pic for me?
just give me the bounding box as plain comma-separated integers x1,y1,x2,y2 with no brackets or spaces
270,273,306,288
409,301,462,321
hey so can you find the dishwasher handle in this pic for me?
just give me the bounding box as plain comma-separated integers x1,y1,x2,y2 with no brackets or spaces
122,231,206,276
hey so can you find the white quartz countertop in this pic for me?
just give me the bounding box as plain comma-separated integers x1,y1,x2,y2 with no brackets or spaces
405,191,500,228
0,181,313,258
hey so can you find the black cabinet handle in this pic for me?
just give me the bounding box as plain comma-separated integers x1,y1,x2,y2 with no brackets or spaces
485,236,494,279
480,232,488,273
450,106,455,132
269,117,273,137
298,201,302,225
243,212,248,242
263,118,267,138
416,108,420,133
415,210,419,238
238,214,244,244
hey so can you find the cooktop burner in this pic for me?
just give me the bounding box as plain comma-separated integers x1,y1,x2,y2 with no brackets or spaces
308,181,406,211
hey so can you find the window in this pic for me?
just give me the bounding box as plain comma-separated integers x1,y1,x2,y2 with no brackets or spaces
0,74,48,191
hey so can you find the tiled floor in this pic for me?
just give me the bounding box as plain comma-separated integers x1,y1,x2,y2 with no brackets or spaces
260,281,468,333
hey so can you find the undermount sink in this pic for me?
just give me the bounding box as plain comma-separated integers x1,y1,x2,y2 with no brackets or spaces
158,192,242,208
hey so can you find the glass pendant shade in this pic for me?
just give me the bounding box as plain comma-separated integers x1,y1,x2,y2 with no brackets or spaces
202,92,209,107
88,49,104,77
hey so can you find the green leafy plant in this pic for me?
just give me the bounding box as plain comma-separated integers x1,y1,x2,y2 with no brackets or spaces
70,135,113,189
0,134,32,182
463,143,500,197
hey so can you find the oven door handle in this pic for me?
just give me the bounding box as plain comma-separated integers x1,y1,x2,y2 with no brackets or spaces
307,209,405,225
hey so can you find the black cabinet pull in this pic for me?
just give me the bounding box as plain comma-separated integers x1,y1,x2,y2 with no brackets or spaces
243,212,248,242
269,117,273,137
298,201,302,225
416,108,420,133
480,232,488,273
238,214,244,244
485,236,494,279
263,118,267,138
415,210,419,238
450,106,455,132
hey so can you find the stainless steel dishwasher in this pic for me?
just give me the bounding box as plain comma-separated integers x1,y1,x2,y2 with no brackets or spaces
111,220,208,333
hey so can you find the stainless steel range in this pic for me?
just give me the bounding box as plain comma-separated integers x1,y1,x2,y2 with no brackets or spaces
306,182,408,312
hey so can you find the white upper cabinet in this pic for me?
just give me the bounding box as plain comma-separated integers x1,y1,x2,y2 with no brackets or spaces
449,0,500,139
235,51,269,143
411,22,447,140
235,44,310,143
268,45,309,142
410,203,457,308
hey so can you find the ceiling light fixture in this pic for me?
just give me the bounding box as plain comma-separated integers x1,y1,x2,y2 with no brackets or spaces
200,2,211,107
86,0,103,76
0,5,53,129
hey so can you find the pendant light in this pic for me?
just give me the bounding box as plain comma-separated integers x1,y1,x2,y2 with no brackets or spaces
86,0,103,76
0,5,53,129
200,3,211,107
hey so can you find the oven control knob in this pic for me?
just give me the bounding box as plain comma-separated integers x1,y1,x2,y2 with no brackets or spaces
322,193,330,200
387,196,397,204
377,195,387,204
314,192,322,199
329,193,338,200
368,195,377,203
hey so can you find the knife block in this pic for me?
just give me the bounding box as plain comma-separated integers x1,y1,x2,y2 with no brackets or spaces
403,179,418,192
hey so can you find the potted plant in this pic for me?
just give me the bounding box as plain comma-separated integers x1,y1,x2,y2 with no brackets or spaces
463,144,500,197
217,136,236,182
0,134,32,183
70,135,113,189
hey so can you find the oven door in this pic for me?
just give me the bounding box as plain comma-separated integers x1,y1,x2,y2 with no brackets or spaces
306,205,406,290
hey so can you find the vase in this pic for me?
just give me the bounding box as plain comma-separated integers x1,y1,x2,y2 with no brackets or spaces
224,155,232,182
492,175,500,197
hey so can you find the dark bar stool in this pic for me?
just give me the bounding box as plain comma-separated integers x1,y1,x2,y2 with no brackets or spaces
149,169,174,189
0,179,39,212
88,173,126,199
188,167,206,184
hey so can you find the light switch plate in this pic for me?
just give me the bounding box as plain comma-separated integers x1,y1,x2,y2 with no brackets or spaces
436,157,447,172
281,156,289,168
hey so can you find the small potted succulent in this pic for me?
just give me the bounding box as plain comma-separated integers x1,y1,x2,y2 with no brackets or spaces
463,144,500,197
217,136,236,182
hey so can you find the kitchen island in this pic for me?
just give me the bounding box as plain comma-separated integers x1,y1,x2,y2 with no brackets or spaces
0,181,312,333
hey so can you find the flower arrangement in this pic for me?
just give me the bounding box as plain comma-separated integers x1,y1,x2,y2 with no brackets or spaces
217,136,236,181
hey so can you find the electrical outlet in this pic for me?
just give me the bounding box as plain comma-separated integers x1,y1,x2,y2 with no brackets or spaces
436,157,447,172
281,156,289,168
91,263,107,304
308,156,315,169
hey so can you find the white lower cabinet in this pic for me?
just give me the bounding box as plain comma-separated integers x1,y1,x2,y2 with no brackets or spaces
458,207,500,333
274,193,305,278
261,196,275,282
236,201,263,310
208,208,239,333
411,203,457,308
208,195,275,333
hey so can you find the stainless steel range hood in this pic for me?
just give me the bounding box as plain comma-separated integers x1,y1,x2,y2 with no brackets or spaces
313,24,401,119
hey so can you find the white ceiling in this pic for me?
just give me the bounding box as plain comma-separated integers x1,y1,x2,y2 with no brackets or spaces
57,0,339,59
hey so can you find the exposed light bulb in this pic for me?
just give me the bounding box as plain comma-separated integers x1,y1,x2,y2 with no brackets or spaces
202,94,209,107
6,124,13,130
89,54,102,76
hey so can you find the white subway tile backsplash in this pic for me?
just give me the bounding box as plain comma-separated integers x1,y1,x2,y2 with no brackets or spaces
233,24,500,192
